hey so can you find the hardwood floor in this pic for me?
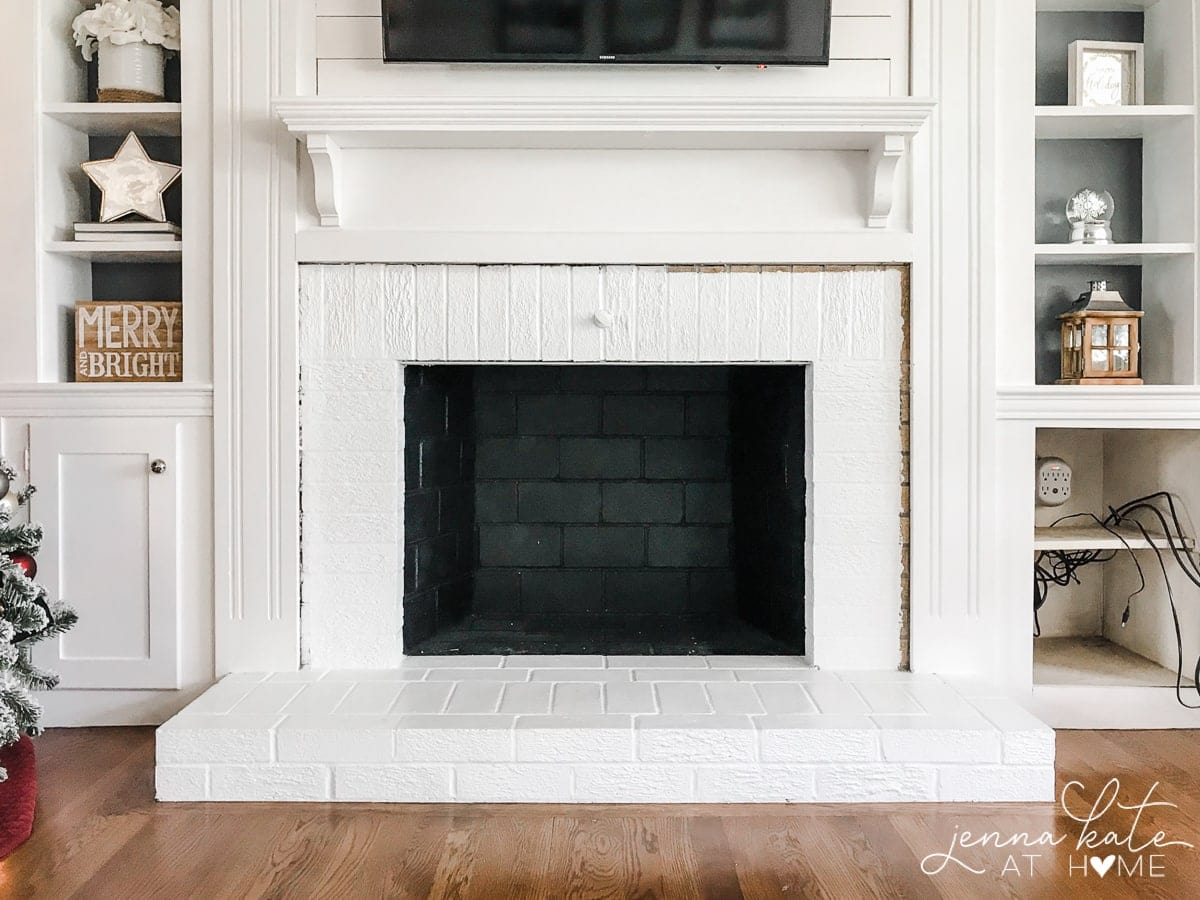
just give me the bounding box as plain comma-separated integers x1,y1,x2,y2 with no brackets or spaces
4,728,1199,898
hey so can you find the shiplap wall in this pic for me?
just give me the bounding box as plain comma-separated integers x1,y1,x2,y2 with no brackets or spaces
313,0,910,97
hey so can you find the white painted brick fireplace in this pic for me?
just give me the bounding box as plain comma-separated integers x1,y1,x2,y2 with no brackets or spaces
157,264,1056,803
298,264,905,670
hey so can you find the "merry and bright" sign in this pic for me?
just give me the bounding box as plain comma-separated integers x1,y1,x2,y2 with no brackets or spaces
75,301,183,382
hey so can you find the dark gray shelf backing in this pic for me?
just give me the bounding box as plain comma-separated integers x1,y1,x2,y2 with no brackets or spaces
90,263,183,302
1036,139,1143,245
1036,12,1145,107
1035,265,1143,385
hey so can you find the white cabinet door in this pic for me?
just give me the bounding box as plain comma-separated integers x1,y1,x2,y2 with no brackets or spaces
29,419,181,690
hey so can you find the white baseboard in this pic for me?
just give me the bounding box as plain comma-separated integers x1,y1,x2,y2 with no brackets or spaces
1027,685,1200,729
38,686,213,728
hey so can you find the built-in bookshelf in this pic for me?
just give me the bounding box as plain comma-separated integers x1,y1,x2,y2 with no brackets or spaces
36,0,208,384
1025,1,1200,710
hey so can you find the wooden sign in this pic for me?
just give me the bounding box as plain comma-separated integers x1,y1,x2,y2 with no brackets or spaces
75,301,182,383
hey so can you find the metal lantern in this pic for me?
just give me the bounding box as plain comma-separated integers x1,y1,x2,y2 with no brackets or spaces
1058,281,1143,385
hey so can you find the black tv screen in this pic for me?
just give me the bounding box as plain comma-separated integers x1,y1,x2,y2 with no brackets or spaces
383,1,832,66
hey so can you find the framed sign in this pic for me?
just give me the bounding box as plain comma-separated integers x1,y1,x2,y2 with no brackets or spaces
75,301,183,383
1069,40,1145,107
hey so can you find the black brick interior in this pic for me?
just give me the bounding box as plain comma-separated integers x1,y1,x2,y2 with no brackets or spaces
402,365,806,656
401,367,476,649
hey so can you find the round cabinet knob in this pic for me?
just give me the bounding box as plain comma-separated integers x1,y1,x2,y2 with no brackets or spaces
150,459,168,475
592,310,615,329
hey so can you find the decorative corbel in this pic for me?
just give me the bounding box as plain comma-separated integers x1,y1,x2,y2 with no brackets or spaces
306,134,343,227
867,134,908,228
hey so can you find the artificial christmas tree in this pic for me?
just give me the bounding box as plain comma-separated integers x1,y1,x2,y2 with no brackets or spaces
0,459,77,858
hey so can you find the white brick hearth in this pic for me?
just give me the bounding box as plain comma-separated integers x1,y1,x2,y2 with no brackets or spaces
157,657,1055,803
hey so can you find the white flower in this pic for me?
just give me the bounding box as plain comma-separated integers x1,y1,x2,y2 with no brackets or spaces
72,0,181,61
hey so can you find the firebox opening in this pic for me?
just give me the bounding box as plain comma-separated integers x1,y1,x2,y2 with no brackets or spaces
402,365,806,656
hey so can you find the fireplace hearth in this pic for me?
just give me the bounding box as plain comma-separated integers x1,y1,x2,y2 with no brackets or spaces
402,364,806,656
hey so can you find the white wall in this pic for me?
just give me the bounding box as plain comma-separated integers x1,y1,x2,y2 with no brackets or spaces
1103,430,1200,679
1034,430,1106,638
312,0,910,98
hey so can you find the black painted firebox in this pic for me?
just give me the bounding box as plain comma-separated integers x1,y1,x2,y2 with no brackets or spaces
402,365,806,656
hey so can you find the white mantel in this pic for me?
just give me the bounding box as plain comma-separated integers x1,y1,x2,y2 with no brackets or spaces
277,96,934,232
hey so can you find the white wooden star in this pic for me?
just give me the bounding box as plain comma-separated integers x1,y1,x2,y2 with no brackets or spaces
81,132,182,223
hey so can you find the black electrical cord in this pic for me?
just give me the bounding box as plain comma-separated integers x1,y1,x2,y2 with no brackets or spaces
1035,492,1200,708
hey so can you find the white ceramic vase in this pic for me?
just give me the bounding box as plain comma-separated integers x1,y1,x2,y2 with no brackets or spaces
97,40,165,102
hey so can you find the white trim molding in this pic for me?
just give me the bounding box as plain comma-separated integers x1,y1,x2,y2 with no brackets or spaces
0,384,214,418
276,97,935,230
211,0,302,673
997,386,1200,425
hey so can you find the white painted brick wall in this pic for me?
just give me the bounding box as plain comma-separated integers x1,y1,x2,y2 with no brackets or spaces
299,265,905,671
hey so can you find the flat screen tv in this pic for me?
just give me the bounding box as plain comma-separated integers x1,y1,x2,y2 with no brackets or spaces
382,1,832,66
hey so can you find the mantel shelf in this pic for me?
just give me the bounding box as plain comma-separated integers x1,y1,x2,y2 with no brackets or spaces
275,96,935,228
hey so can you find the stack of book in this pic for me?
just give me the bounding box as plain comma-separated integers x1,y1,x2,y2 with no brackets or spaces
73,222,181,243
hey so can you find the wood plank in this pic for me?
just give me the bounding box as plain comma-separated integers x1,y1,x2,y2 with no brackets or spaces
317,57,895,98
9,728,1200,896
317,15,900,61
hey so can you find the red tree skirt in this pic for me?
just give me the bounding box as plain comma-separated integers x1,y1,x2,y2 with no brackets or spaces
0,737,36,860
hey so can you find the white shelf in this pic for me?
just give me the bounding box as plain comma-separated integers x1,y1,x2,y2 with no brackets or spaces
1034,637,1189,688
275,96,936,228
998,385,1200,423
43,103,182,137
0,383,213,417
1035,243,1195,265
1035,524,1193,551
1035,105,1195,139
1037,1,1164,10
46,241,182,264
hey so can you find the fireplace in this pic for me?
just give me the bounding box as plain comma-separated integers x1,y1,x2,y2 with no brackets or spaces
402,364,806,656
158,263,1057,805
296,264,906,671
